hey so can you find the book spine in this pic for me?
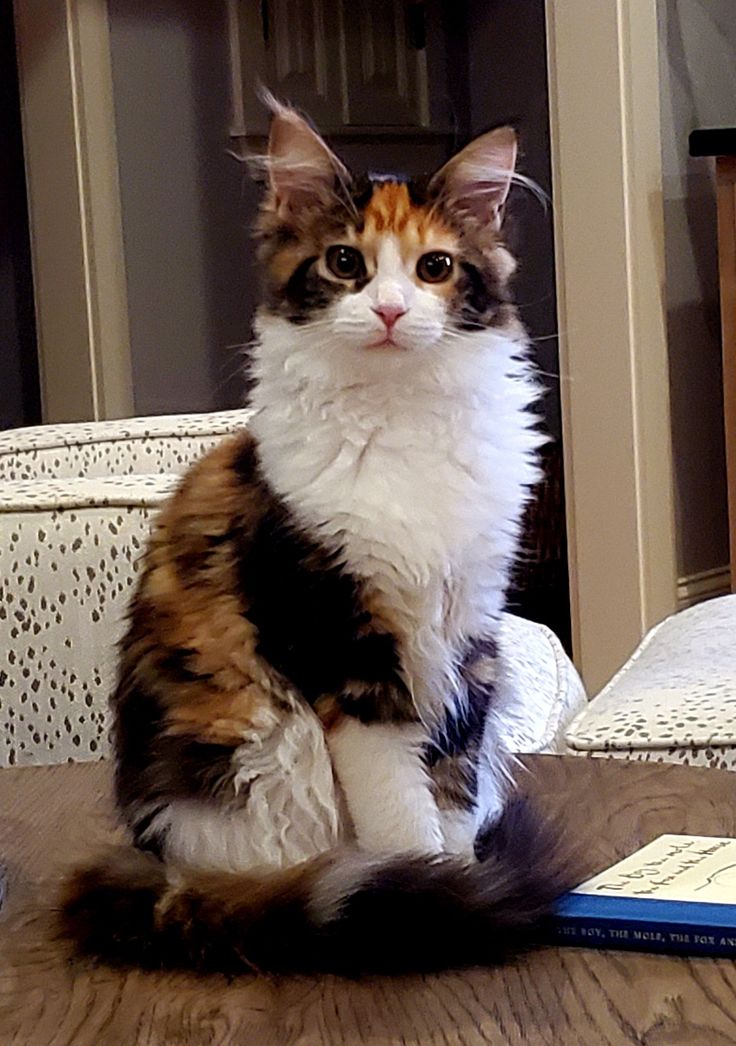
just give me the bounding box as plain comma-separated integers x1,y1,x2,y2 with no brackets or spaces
551,917,736,958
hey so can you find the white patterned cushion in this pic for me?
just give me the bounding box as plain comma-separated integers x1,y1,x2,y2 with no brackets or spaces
0,409,252,481
1,412,586,767
566,595,736,769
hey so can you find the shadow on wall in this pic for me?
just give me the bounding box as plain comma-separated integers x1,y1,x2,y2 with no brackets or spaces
108,0,255,417
0,1,40,430
658,0,734,579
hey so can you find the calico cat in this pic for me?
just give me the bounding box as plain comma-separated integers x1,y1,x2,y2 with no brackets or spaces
61,99,571,975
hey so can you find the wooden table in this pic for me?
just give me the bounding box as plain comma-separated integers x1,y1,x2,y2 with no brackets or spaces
2,756,736,1045
690,127,736,590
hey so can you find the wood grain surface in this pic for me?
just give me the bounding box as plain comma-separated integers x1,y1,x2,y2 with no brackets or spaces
2,755,736,1045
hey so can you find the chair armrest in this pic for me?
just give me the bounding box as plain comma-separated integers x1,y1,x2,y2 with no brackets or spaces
0,409,251,481
494,613,587,755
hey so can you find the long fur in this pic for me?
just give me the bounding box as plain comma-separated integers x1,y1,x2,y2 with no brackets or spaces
60,798,572,976
59,104,572,976
249,319,542,726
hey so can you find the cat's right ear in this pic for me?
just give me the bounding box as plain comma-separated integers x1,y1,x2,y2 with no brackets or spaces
263,93,349,215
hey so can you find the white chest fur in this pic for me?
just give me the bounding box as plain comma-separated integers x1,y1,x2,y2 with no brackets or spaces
249,318,541,715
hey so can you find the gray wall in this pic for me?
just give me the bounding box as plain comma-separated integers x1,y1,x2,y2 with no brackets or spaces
658,0,735,578
107,3,462,418
108,0,254,415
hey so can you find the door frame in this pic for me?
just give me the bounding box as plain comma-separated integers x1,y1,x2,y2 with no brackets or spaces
546,0,677,692
14,0,678,691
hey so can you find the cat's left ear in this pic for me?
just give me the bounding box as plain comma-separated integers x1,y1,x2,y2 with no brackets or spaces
430,126,517,230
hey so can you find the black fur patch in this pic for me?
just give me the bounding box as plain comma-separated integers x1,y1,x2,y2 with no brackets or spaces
232,438,411,720
113,682,240,818
158,648,214,684
232,433,258,481
454,261,508,331
425,681,489,767
337,676,415,724
130,805,167,859
281,255,336,325
406,175,432,207
349,174,375,213
234,494,411,720
424,635,499,811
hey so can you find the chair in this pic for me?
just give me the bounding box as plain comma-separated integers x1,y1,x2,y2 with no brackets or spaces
0,412,586,768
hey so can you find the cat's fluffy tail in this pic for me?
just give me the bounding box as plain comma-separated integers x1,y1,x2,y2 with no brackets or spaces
60,798,575,976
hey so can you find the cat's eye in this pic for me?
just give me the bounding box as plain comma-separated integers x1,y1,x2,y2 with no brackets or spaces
326,245,365,281
416,252,454,284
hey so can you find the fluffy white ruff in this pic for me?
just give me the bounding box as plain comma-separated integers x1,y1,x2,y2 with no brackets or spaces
249,314,543,723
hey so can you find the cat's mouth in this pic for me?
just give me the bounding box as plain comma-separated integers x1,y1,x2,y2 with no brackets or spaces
364,334,405,351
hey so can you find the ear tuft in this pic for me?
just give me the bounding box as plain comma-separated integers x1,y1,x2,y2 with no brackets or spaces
260,91,350,215
430,126,518,230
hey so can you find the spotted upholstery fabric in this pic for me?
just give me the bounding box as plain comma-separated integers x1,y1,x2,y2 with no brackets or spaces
1,412,586,767
0,410,252,481
1,480,173,766
495,613,587,755
566,596,736,769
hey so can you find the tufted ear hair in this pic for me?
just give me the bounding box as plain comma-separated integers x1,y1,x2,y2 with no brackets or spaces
430,126,518,230
262,93,350,215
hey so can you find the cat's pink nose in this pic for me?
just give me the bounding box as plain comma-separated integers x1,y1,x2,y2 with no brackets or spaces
372,304,406,330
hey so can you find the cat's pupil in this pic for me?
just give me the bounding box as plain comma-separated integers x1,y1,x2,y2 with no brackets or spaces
326,245,365,281
417,252,453,284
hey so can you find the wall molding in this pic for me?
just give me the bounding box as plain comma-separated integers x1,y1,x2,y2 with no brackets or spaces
14,0,133,422
546,0,678,693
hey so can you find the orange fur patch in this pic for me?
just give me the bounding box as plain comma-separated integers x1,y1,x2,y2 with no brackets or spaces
357,184,460,296
362,183,443,243
363,183,413,234
126,433,286,747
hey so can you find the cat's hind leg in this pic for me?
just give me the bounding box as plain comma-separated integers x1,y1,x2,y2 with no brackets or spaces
129,694,343,874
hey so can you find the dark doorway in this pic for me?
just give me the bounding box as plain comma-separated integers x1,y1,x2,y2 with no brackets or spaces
0,3,41,431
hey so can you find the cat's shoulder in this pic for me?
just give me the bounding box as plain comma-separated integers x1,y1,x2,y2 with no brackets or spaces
155,428,265,536
183,427,259,485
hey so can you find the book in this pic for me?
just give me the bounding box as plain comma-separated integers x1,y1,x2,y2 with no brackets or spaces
551,834,736,957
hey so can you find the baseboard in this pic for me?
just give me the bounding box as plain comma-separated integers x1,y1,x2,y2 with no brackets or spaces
677,566,731,610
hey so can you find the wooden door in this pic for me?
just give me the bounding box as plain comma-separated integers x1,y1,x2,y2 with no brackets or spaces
231,0,446,138
340,0,429,128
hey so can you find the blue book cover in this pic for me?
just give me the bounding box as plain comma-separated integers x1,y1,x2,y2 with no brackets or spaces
551,834,736,957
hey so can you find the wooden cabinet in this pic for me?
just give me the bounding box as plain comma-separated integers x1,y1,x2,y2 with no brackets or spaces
228,0,450,139
233,0,341,132
340,0,429,129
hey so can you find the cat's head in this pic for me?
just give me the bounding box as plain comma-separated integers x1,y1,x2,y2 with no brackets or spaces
255,99,523,358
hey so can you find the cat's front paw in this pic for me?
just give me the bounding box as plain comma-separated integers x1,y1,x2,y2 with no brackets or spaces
327,716,444,857
441,809,481,861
